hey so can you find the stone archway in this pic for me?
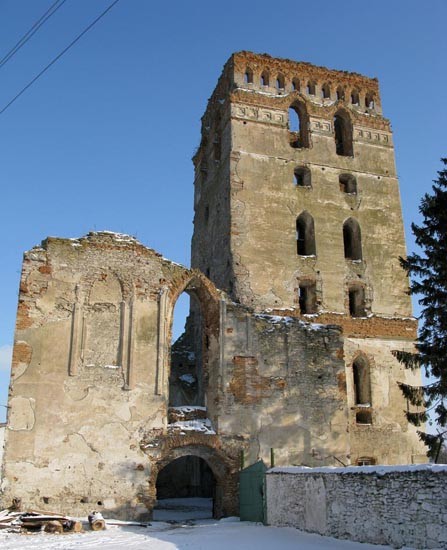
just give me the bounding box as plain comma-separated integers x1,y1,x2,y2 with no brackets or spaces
148,440,239,518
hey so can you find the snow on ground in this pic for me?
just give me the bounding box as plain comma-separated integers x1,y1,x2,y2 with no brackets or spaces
0,518,398,550
153,497,213,521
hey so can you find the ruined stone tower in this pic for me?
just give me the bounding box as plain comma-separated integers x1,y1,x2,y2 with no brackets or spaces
192,51,424,462
1,52,426,521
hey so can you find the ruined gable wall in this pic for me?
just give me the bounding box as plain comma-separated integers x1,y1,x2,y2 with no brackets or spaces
0,232,199,519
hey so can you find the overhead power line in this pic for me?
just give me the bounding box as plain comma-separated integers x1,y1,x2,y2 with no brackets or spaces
0,0,121,116
0,0,68,69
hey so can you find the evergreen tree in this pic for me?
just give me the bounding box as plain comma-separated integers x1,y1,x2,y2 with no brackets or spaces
394,158,447,459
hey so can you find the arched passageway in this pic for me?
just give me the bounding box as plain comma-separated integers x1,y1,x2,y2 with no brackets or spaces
148,442,239,520
156,455,216,499
153,455,217,520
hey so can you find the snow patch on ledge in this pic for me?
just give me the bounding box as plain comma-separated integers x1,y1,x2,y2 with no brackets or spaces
170,406,207,413
254,313,326,331
168,418,215,435
269,463,447,476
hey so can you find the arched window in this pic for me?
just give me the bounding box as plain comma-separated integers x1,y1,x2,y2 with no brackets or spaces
353,356,372,406
336,87,345,101
321,83,331,99
334,110,353,156
294,166,311,187
365,93,375,109
306,81,316,95
276,74,285,89
296,212,316,256
170,290,203,407
261,70,270,86
298,280,317,314
343,218,362,260
351,89,360,106
348,284,366,317
244,68,253,84
288,101,309,149
292,78,300,91
339,173,357,194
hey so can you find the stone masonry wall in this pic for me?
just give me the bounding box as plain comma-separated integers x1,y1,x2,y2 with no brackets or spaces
266,465,447,549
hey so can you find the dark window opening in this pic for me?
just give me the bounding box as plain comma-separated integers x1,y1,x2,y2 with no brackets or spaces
334,112,353,156
339,173,357,194
353,357,371,405
306,81,316,95
299,281,317,314
351,90,360,106
206,268,210,278
296,212,316,256
336,87,345,101
349,286,366,317
365,93,375,109
289,103,309,149
276,74,285,89
343,218,362,260
204,205,209,223
244,68,253,84
261,71,269,86
292,78,300,91
356,411,372,425
321,84,331,99
294,166,311,187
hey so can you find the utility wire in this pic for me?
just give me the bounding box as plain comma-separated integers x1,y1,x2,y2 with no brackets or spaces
0,0,68,69
0,0,121,116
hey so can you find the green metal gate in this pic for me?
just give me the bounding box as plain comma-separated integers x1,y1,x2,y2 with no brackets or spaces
239,460,267,523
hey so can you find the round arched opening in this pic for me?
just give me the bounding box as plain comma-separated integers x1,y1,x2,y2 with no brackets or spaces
154,456,217,520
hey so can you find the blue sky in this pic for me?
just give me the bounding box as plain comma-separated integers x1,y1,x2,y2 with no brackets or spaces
0,0,446,422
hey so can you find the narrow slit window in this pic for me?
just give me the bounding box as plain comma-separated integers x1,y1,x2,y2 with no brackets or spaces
296,212,316,256
299,281,317,314
343,218,362,260
334,112,353,156
353,357,371,405
289,102,309,149
348,286,366,317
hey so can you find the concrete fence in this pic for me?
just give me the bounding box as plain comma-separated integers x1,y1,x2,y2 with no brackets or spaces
266,464,447,549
